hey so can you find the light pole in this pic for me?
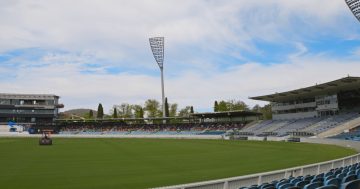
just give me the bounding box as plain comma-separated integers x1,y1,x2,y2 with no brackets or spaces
149,37,166,122
345,0,360,22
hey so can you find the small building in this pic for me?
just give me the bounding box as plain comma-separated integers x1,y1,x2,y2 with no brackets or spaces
250,76,360,120
0,93,64,125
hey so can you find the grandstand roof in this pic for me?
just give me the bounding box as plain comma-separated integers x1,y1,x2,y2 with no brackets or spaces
192,110,261,118
250,76,360,102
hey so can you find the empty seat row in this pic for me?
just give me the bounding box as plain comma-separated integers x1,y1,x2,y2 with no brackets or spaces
238,163,360,189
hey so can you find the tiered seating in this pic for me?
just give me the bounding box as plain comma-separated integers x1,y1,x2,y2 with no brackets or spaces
240,120,280,135
240,119,316,137
301,113,359,134
275,118,322,136
238,113,360,137
329,127,360,141
238,163,360,189
262,120,296,134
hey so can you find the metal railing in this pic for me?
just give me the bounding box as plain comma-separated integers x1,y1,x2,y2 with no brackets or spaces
155,153,360,189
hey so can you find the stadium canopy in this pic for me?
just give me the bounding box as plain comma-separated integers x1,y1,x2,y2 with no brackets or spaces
250,76,360,102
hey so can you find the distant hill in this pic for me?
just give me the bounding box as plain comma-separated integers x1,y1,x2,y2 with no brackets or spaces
59,109,97,119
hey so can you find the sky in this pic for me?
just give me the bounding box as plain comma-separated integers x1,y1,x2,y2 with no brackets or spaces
1,0,360,113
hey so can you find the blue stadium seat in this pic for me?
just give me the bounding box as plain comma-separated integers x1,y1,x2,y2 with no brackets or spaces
290,178,302,185
295,180,310,188
304,176,314,181
259,183,268,187
272,180,279,183
249,184,258,189
325,172,334,177
316,173,325,179
325,175,335,182
343,174,357,183
335,170,342,175
258,182,271,189
337,173,345,180
355,169,360,177
341,179,360,189
286,187,300,189
311,177,324,184
278,183,293,189
260,183,274,189
276,181,289,188
304,182,323,189
271,181,279,185
316,185,338,189
347,171,355,176
263,186,275,189
325,178,341,188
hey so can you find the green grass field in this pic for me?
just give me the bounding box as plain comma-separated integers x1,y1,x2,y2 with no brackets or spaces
0,138,356,189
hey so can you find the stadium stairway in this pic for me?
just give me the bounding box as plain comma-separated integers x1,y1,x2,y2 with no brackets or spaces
317,116,360,138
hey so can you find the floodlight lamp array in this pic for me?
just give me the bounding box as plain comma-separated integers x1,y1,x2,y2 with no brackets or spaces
149,37,164,69
345,0,360,22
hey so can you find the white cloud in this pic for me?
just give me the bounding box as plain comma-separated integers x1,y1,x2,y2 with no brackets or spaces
1,52,360,113
0,0,360,113
0,0,355,53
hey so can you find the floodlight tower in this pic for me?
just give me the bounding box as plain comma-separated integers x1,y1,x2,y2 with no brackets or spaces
149,37,166,120
345,0,360,22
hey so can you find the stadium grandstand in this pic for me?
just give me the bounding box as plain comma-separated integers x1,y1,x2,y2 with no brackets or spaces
17,76,360,139
0,93,63,133
53,110,260,136
241,76,360,138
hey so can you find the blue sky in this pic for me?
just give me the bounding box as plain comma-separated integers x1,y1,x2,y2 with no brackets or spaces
1,0,360,113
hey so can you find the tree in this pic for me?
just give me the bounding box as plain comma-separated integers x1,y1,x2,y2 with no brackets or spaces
169,103,178,117
214,101,219,112
178,106,192,117
252,104,261,113
131,104,144,123
260,104,272,120
144,99,161,118
133,105,144,118
113,103,133,118
97,103,104,118
190,106,194,114
227,99,249,111
217,101,228,112
214,99,250,112
165,97,170,117
139,107,144,119
89,110,93,118
113,107,118,118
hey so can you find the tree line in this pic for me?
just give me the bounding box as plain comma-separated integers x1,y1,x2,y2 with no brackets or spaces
87,98,272,120
213,100,272,119
87,98,193,119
